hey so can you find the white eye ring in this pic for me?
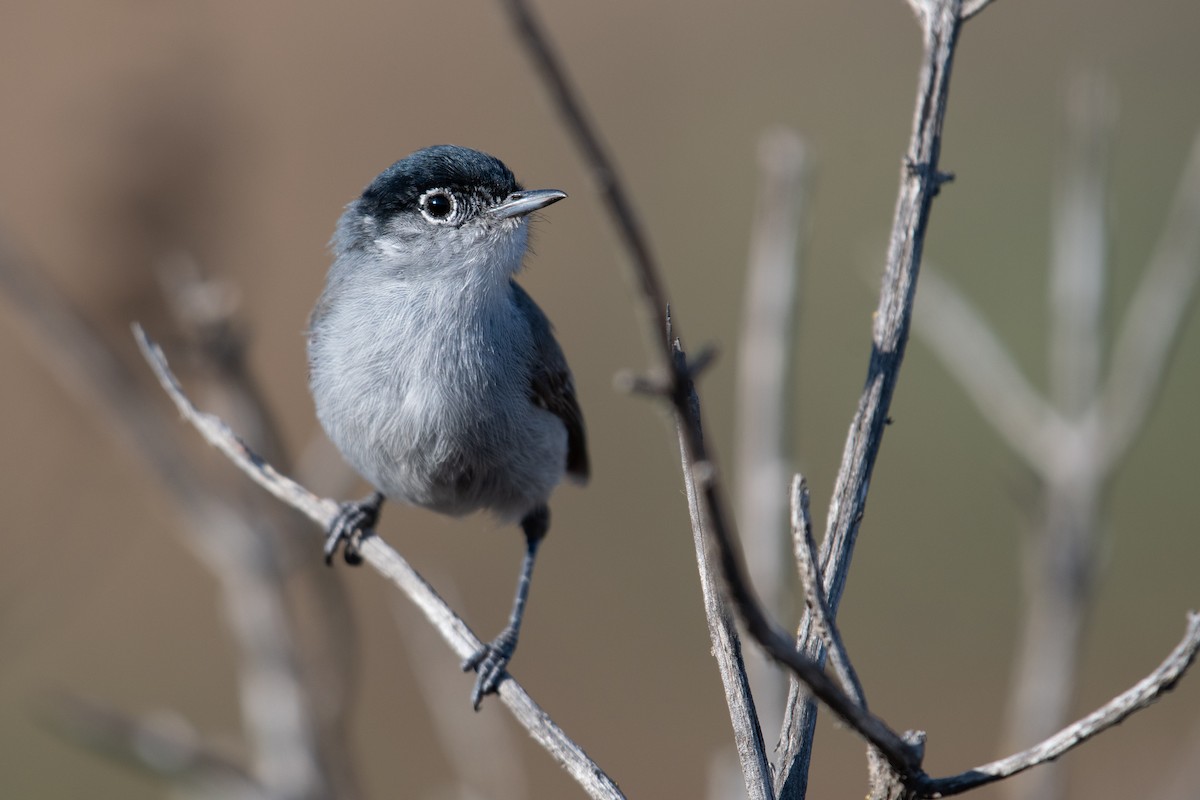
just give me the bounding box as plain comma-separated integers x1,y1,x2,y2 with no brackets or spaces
418,188,458,223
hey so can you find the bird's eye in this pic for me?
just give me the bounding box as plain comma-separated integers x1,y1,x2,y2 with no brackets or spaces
419,189,457,223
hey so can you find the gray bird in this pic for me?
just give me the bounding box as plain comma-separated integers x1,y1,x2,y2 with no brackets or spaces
307,145,588,708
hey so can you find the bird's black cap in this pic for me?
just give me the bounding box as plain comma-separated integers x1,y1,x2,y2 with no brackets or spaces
358,145,520,222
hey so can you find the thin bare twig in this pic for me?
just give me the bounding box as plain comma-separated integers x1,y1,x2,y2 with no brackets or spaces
670,338,923,789
789,476,864,709
132,324,625,800
676,336,774,800
501,0,779,793
921,612,1200,796
499,0,669,355
501,0,932,791
156,253,293,470
391,596,529,800
778,2,967,795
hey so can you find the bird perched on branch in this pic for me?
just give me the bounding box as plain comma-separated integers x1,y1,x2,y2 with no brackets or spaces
307,145,588,708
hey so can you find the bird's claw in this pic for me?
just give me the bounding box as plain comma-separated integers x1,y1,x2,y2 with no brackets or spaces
462,630,517,710
324,493,382,566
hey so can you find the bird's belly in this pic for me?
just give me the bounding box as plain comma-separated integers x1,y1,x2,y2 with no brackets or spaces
316,367,566,521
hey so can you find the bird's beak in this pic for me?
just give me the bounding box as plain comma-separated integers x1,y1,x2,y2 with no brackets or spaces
489,188,567,219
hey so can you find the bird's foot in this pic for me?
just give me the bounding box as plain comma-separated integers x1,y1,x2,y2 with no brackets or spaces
462,628,518,710
324,492,383,566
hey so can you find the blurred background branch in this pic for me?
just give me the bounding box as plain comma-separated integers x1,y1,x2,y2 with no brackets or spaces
913,74,1200,800
734,129,810,742
0,240,345,800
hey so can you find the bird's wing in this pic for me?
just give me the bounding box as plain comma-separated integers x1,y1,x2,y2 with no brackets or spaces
511,281,589,483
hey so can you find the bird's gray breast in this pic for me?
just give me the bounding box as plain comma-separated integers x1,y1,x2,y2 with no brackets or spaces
308,277,567,520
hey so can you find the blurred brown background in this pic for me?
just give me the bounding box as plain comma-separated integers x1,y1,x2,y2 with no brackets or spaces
1,1,1198,798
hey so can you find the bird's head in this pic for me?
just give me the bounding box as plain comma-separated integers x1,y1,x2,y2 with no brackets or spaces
336,145,566,288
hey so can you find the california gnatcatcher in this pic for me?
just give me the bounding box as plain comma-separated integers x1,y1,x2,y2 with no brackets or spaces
307,145,588,709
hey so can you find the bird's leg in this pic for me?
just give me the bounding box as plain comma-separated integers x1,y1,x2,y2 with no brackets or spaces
463,504,549,710
324,491,384,566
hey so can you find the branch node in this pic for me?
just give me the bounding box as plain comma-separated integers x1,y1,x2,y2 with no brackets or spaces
904,159,955,193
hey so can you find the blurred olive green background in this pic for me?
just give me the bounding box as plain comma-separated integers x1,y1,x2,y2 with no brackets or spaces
2,1,1198,798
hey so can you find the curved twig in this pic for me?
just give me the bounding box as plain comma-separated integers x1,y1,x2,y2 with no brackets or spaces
132,324,626,800
921,613,1200,796
789,475,864,709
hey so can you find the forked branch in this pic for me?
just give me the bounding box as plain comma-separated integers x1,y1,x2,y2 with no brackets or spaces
499,2,1200,800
